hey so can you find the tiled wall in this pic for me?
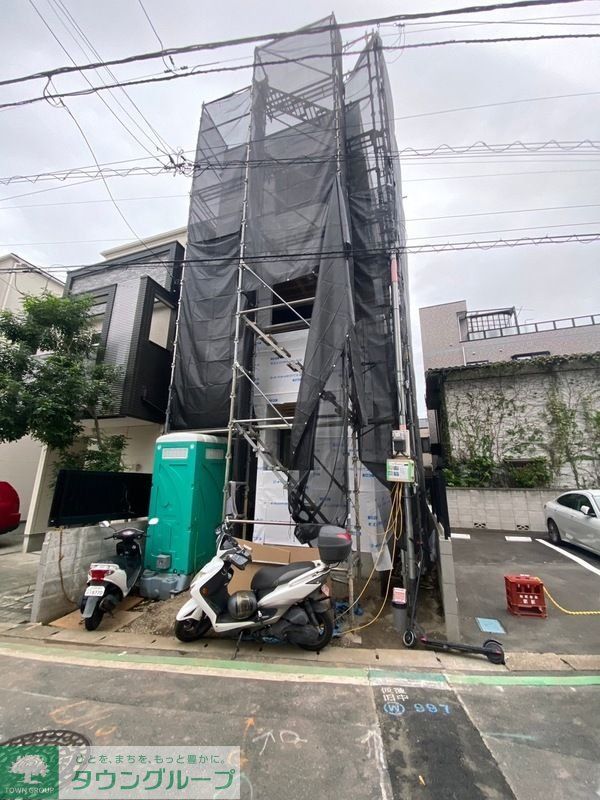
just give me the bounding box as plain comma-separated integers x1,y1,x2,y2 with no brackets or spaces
446,488,558,532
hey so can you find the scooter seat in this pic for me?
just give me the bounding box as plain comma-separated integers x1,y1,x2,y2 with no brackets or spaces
251,562,315,591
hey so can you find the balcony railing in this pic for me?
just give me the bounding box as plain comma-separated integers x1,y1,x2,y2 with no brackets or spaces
464,313,600,342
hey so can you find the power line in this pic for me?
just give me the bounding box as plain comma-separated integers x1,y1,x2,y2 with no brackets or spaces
5,218,600,247
3,196,600,221
136,0,177,76
408,218,600,239
50,0,173,154
1,233,597,272
3,139,600,187
26,0,163,160
407,201,600,221
0,0,588,92
2,32,599,112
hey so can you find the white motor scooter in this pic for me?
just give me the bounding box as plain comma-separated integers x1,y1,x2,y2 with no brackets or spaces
80,518,156,631
175,523,352,651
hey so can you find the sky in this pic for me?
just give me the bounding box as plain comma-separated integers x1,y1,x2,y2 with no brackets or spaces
1,0,599,411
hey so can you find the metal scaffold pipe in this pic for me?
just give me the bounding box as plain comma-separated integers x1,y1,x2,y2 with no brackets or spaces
390,253,417,589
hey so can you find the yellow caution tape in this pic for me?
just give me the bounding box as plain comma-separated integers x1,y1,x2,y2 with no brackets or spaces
543,586,600,616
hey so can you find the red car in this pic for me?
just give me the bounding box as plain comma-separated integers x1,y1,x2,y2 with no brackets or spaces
0,481,20,534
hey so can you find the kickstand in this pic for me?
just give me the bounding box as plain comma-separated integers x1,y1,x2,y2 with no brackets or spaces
232,630,244,661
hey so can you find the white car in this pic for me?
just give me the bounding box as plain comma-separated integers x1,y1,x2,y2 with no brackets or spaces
544,490,600,557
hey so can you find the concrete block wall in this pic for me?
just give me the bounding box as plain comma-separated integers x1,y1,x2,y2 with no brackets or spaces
30,521,146,624
447,488,558,532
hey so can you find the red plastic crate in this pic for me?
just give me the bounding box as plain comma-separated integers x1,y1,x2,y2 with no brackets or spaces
504,574,547,618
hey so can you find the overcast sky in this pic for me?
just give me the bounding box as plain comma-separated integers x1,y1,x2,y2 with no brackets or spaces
1,0,599,410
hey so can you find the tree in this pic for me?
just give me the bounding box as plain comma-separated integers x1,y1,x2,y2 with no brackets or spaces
10,754,48,784
0,292,125,469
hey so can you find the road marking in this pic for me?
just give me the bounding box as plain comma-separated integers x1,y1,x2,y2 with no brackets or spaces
536,539,600,577
505,536,532,542
2,641,600,688
450,673,600,687
0,641,369,687
451,533,471,540
482,732,537,741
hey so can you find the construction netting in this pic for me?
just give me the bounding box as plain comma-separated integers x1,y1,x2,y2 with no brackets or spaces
169,19,422,539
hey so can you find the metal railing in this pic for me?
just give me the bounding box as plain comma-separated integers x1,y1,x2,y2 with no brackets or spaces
464,313,600,342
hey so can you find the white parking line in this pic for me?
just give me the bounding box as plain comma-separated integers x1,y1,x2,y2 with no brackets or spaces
536,539,600,577
505,536,532,542
451,533,471,540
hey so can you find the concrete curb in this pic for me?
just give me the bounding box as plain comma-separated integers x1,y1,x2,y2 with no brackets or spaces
1,623,599,674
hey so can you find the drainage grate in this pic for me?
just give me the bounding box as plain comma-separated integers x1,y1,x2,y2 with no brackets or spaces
515,524,530,531
473,521,487,529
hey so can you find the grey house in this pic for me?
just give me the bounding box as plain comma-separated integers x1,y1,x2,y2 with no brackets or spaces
65,240,183,424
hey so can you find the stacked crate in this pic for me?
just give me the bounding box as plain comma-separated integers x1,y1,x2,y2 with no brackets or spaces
504,574,547,618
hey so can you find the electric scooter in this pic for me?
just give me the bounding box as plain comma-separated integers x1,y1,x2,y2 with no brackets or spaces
175,522,352,651
80,518,156,630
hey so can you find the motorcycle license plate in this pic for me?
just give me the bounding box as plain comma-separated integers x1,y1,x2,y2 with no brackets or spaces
322,584,330,597
84,585,105,597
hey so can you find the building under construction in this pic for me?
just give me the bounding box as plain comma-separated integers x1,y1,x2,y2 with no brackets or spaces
164,16,430,597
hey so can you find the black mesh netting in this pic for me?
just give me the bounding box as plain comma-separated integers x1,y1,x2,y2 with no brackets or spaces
169,22,420,529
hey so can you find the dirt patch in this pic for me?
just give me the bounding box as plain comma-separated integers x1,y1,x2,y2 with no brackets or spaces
117,595,183,637
117,574,444,649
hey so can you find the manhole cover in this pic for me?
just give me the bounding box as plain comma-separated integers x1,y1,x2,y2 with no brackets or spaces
0,729,91,782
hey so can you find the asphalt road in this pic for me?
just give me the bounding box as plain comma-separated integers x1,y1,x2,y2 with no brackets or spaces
452,532,600,654
0,645,598,799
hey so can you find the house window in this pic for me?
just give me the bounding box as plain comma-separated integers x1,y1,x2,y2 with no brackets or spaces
89,299,107,342
148,297,173,350
75,286,115,349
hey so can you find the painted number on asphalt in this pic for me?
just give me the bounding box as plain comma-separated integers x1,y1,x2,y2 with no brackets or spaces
383,702,451,716
380,686,452,716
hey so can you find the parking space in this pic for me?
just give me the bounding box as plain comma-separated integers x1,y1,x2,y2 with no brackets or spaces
452,531,600,654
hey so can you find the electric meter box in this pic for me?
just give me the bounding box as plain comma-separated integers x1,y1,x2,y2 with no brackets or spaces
144,433,227,581
386,458,415,483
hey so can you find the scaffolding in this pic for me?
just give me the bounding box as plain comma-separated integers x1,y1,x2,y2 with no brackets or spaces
167,17,427,621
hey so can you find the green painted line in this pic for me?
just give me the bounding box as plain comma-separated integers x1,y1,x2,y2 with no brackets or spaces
449,673,600,687
368,668,448,684
0,640,366,680
1,640,598,687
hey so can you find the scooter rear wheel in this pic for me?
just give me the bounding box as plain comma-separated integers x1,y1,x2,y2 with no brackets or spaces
84,605,104,631
482,638,505,665
297,610,333,652
175,616,211,642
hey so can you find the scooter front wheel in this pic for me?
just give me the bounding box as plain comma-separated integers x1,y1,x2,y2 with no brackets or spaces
175,616,211,643
84,605,104,631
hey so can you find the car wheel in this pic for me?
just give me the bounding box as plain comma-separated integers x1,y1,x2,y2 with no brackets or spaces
548,519,562,545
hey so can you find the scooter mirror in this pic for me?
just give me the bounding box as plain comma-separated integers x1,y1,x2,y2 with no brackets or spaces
148,517,159,525
99,520,111,528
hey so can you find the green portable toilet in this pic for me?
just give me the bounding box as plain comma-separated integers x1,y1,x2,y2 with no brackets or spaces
139,432,227,598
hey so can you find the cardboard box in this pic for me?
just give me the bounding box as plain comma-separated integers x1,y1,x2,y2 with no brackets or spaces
229,538,320,592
